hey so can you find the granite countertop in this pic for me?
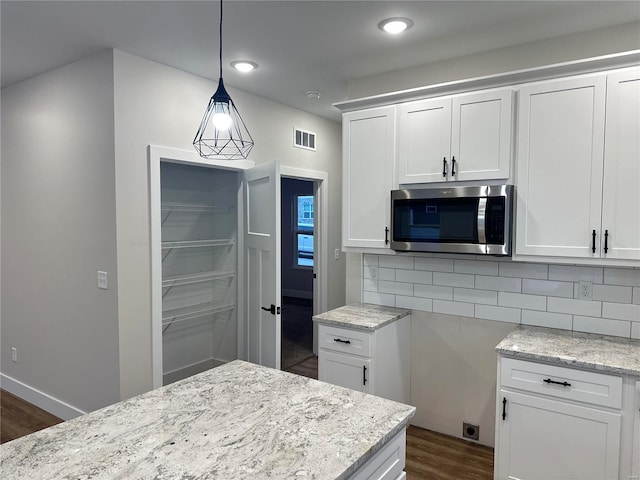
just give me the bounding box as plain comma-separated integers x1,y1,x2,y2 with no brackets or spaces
496,325,640,377
0,360,416,480
312,303,411,331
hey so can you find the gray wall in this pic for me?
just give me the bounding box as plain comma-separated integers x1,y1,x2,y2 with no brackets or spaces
113,50,344,399
344,25,640,447
1,50,121,413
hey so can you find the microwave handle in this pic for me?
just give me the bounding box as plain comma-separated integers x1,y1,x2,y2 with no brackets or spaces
477,198,487,246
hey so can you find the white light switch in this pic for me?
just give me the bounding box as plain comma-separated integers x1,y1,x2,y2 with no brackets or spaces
98,271,108,290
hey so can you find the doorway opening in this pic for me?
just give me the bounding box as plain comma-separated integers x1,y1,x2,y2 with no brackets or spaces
280,178,315,371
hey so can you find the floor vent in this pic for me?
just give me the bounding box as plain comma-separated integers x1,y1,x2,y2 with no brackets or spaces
294,127,316,151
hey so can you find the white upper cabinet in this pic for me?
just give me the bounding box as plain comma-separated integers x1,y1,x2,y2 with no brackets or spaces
342,106,396,251
515,75,607,258
601,67,640,261
397,89,513,184
515,68,640,264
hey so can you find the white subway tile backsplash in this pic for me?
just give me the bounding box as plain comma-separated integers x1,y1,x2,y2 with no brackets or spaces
499,262,548,280
604,268,640,287
378,256,414,270
499,292,546,311
632,322,640,340
378,280,413,296
360,254,638,339
396,295,433,312
433,300,475,317
363,278,378,292
475,275,521,293
454,288,497,305
573,316,631,338
522,279,574,298
549,265,604,283
396,269,433,285
454,259,498,275
363,265,378,280
592,285,632,303
547,297,602,317
433,272,475,288
475,304,521,324
602,302,640,322
522,310,572,330
363,291,395,307
378,268,396,281
414,257,454,272
414,284,454,300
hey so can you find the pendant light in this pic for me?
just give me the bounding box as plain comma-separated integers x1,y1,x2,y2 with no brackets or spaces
193,0,254,160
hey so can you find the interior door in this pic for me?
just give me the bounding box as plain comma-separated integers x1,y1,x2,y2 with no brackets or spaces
244,161,282,369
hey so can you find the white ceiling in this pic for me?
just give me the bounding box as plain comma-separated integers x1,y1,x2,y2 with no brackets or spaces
2,1,640,121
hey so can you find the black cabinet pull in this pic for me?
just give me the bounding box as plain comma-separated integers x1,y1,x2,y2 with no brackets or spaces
604,230,609,254
502,397,507,421
442,157,448,178
592,229,596,253
363,365,368,385
451,156,456,176
543,378,571,388
333,338,351,345
385,227,389,245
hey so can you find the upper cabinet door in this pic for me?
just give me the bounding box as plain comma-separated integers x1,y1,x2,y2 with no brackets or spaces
342,106,396,250
515,75,606,258
601,68,640,261
450,89,513,181
397,97,452,184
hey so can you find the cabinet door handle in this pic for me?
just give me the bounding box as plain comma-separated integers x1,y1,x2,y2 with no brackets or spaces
451,156,456,176
543,378,571,388
333,338,351,345
502,397,507,421
385,227,389,245
604,229,609,254
592,229,597,254
363,365,368,385
442,157,448,178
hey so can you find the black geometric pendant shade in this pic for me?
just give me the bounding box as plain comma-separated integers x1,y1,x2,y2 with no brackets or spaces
193,0,254,160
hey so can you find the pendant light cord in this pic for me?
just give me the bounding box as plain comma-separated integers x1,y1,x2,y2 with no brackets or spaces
219,0,223,79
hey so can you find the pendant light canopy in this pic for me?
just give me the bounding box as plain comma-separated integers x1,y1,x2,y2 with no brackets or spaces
194,0,254,160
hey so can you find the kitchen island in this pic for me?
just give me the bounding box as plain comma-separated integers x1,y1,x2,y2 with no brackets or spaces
0,360,416,480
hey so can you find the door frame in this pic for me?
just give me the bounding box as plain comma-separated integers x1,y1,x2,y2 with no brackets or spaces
148,145,253,388
280,166,328,354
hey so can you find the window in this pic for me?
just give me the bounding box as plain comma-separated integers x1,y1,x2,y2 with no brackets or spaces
295,195,314,267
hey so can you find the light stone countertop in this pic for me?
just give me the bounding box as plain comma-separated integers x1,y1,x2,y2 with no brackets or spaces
312,303,411,331
0,360,416,480
496,326,640,377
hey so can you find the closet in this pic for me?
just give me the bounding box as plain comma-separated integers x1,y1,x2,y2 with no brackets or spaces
159,162,240,385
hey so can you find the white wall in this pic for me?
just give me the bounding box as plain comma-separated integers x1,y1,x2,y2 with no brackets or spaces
344,25,640,448
348,22,640,99
113,50,344,399
1,50,121,415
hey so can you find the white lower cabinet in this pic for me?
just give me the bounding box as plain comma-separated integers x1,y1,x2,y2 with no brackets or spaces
349,429,407,480
317,316,411,405
494,356,634,480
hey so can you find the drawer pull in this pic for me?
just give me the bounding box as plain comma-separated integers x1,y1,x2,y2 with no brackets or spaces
333,338,351,345
543,378,571,388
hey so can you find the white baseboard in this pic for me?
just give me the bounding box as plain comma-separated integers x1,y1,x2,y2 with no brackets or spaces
0,373,85,421
282,289,313,300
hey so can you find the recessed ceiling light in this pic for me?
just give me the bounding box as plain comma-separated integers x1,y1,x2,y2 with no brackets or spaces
378,17,413,35
231,60,258,73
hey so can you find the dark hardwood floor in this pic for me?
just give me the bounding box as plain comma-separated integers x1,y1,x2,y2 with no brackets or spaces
2,363,494,480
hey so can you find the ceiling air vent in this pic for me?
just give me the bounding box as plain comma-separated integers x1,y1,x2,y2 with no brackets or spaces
294,127,316,151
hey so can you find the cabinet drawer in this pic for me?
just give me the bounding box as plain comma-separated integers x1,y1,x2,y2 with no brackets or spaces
500,357,622,409
350,429,406,480
318,324,372,357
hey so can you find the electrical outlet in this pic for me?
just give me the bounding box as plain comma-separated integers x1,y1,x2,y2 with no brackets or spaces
98,271,108,290
579,281,593,300
463,422,479,441
334,249,340,260
12,347,17,363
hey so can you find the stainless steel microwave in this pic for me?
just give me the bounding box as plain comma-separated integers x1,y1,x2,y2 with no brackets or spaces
390,184,514,255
